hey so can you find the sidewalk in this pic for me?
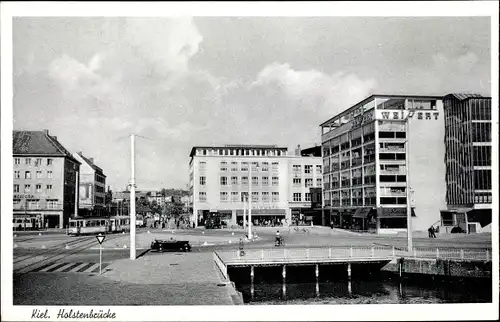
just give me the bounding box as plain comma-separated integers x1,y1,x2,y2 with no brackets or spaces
103,252,239,305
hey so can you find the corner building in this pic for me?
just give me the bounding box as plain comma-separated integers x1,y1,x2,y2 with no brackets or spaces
321,95,446,234
13,130,80,229
441,94,492,233
189,145,322,227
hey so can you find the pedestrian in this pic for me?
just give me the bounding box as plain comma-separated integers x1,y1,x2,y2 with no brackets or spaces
428,226,433,238
431,226,437,238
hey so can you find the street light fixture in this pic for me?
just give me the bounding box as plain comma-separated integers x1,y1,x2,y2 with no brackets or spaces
404,108,414,252
248,163,259,239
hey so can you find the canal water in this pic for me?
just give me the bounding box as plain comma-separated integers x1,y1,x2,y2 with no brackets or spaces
228,266,492,305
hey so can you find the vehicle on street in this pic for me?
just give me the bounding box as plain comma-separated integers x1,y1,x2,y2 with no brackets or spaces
150,239,192,252
68,216,130,235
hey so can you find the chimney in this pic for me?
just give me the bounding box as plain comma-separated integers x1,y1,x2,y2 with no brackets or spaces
295,144,301,156
78,151,83,156
89,158,94,164
43,129,49,135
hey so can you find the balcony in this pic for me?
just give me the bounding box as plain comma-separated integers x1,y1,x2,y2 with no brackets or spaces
380,146,405,153
380,189,406,197
351,158,362,167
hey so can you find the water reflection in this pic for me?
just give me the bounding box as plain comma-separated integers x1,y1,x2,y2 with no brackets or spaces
237,278,491,304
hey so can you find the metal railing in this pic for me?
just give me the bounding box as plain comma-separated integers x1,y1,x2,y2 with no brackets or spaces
217,246,492,263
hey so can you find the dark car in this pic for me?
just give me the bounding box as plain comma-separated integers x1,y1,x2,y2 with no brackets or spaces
150,239,192,252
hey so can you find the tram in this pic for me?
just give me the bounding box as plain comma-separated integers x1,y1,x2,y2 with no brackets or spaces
68,216,131,236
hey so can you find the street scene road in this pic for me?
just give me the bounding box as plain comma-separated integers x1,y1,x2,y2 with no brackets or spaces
12,227,492,305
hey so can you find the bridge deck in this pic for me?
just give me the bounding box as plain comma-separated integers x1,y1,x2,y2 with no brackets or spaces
213,246,492,280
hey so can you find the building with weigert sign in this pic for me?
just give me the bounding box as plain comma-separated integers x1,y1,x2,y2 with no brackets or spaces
320,94,446,234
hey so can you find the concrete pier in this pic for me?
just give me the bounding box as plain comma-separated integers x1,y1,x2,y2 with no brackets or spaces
382,258,492,279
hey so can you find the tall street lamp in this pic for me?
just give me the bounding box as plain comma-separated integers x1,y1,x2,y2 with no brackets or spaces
248,163,259,239
404,109,413,252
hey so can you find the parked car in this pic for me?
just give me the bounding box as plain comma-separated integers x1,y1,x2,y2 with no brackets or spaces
150,239,191,252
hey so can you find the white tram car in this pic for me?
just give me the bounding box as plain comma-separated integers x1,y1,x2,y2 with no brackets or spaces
68,216,131,236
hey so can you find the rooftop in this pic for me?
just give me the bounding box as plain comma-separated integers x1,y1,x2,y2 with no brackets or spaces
320,93,443,127
13,130,80,164
75,152,106,176
190,145,288,157
444,93,488,101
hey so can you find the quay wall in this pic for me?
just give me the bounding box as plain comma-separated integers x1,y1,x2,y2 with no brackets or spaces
382,258,492,279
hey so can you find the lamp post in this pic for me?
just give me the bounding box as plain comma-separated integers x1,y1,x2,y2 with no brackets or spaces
248,163,259,239
405,109,413,252
130,134,136,260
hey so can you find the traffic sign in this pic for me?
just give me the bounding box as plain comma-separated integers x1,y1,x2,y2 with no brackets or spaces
96,234,106,244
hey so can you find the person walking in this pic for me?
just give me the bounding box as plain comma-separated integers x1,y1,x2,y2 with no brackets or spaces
275,230,282,246
428,226,433,238
431,226,437,238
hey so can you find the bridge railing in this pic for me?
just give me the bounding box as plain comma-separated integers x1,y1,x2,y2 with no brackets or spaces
222,246,492,262
407,247,491,261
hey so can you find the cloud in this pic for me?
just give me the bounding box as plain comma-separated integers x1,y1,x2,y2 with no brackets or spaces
404,51,487,94
121,17,203,75
208,63,377,150
251,62,377,116
13,18,489,191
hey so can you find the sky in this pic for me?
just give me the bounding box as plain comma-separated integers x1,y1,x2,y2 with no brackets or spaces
12,16,491,191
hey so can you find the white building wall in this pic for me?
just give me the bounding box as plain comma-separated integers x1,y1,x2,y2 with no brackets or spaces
408,100,447,231
190,148,321,226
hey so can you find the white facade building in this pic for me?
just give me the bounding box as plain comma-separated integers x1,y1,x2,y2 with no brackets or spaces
189,145,322,227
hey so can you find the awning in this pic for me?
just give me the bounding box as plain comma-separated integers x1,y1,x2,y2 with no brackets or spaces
378,207,416,218
353,207,372,218
440,208,473,213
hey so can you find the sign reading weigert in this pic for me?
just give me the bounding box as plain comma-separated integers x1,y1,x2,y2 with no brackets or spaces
376,110,439,121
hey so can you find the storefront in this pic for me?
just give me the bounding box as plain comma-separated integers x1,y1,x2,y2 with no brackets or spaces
352,207,375,231
378,207,416,232
339,208,355,229
236,208,287,226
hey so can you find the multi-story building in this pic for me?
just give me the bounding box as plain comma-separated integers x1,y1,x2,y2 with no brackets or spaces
321,95,446,234
13,130,80,229
440,94,492,234
147,191,167,206
189,145,322,227
73,152,107,217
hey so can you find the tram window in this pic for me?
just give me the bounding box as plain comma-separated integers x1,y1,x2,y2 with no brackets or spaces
101,220,105,225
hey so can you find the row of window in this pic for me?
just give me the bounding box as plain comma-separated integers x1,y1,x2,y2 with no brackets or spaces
197,148,286,157
472,145,491,167
292,178,322,187
14,170,53,180
14,184,53,193
14,158,53,166
13,199,59,209
325,197,377,207
292,164,322,174
471,122,492,143
199,176,323,187
198,191,282,203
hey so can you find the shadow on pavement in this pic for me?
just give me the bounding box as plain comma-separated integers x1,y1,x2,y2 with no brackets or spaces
136,248,151,259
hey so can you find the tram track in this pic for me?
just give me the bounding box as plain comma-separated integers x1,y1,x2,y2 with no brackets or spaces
13,236,95,265
13,233,131,275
